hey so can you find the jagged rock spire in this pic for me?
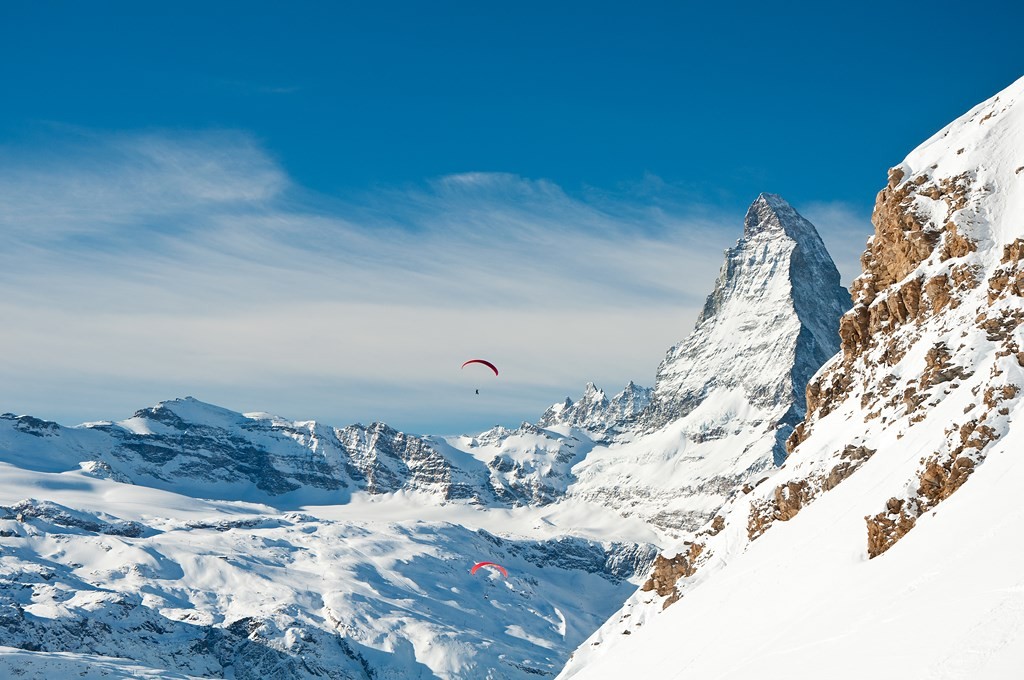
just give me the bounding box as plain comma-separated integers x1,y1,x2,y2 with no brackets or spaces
643,194,851,462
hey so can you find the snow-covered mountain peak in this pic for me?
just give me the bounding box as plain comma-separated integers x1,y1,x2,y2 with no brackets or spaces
644,194,850,441
537,380,652,439
120,396,249,431
560,196,850,534
742,192,817,240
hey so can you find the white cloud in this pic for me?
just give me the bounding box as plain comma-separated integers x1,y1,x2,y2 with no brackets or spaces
0,131,285,244
0,131,868,433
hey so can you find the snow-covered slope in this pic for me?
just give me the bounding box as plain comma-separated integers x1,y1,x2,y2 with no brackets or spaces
559,75,1024,679
0,463,656,679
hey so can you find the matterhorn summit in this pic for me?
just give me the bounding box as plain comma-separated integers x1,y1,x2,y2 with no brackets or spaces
642,192,851,451
560,193,850,532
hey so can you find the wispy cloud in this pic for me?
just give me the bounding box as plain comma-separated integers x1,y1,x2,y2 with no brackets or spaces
0,131,867,433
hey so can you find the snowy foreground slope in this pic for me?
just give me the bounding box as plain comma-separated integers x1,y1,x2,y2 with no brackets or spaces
559,76,1024,680
0,463,655,679
0,191,848,677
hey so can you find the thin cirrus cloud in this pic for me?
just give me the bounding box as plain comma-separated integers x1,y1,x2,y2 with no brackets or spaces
0,130,866,433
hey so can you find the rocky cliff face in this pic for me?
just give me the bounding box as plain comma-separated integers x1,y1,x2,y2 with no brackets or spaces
558,76,1024,680
781,76,1024,554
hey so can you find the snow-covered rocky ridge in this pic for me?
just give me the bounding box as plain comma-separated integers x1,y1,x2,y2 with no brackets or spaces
0,399,494,506
0,191,847,538
559,76,1024,680
537,382,652,439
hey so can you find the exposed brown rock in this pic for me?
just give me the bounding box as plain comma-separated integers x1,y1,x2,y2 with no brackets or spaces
888,166,905,187
841,444,874,462
839,304,872,359
988,247,1024,302
980,308,1024,342
866,498,917,558
920,342,973,388
1004,238,1024,263
868,277,923,338
749,445,875,541
903,385,925,414
879,374,899,394
747,498,775,541
961,422,997,451
940,222,977,261
839,170,975,358
773,480,810,521
879,334,911,366
785,422,807,453
640,542,706,608
865,170,942,293
987,268,1024,302
867,412,1005,559
918,456,976,504
698,515,726,537
807,370,853,419
823,445,876,491
925,274,952,312
984,384,1020,409
950,263,980,291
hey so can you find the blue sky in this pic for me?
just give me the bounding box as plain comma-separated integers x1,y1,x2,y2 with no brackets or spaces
2,2,1023,432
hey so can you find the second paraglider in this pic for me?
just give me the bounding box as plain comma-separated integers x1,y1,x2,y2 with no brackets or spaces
470,561,508,578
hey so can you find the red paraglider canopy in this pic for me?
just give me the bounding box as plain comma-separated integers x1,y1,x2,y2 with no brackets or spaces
470,561,509,578
462,359,499,376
